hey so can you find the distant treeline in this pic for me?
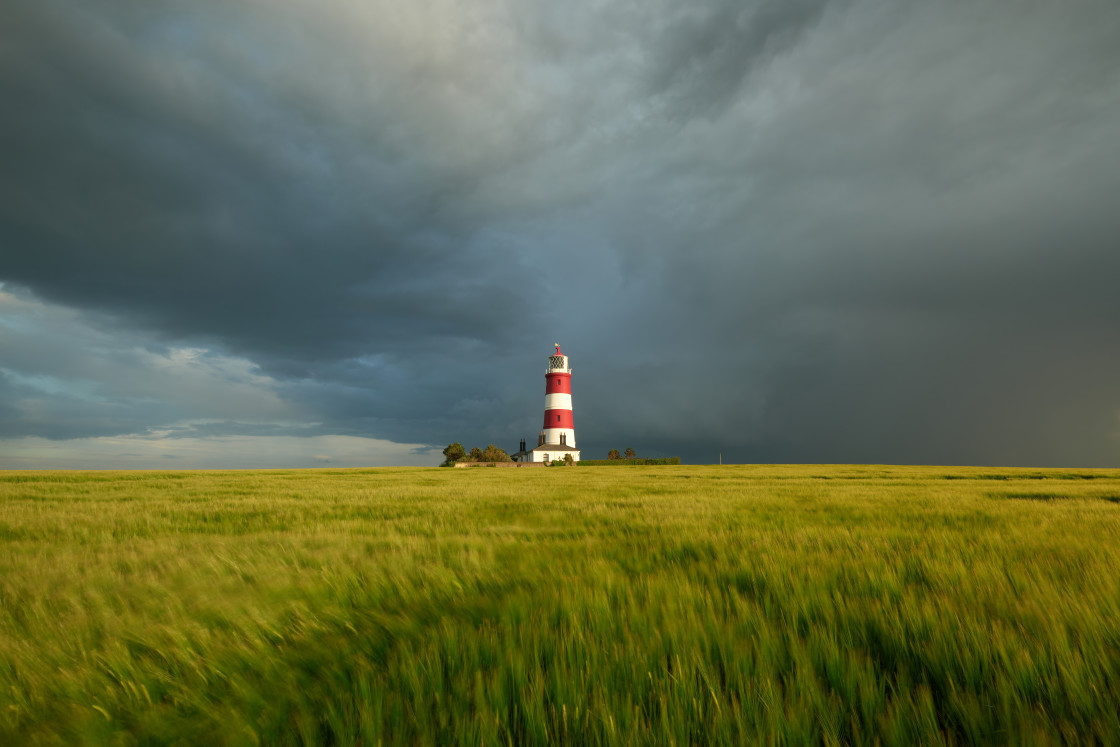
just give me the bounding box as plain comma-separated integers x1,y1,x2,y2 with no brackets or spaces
579,457,681,466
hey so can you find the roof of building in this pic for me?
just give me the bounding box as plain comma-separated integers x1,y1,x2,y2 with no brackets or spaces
531,443,580,452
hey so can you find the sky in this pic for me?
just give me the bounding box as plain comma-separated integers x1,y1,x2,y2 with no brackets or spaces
2,0,1119,468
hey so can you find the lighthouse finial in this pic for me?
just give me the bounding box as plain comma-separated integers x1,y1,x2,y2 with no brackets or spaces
555,342,560,354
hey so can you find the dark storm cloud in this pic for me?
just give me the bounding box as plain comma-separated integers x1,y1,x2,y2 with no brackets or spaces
2,0,1120,466
1,1,539,356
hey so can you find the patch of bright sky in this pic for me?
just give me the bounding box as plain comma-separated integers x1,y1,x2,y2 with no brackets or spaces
0,434,441,470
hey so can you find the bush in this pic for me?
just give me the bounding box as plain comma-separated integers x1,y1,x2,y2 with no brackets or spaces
481,444,512,462
578,457,681,466
457,444,512,464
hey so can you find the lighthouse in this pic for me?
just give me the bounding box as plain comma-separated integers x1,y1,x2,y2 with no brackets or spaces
529,344,580,463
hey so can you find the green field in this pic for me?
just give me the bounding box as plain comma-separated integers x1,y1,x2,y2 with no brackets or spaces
2,465,1120,745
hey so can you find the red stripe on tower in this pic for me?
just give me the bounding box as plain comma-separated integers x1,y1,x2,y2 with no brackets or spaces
546,372,570,392
542,409,574,429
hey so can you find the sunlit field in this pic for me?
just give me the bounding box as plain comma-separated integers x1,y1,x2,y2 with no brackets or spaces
2,465,1120,744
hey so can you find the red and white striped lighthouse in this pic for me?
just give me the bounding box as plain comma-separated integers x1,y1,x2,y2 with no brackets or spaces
530,344,580,463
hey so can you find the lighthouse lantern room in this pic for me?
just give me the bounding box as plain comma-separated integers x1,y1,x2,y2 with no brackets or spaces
529,344,580,463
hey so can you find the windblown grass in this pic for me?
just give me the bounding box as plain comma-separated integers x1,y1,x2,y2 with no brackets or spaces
2,465,1119,744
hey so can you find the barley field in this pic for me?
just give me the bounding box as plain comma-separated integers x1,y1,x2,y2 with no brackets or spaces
2,465,1119,745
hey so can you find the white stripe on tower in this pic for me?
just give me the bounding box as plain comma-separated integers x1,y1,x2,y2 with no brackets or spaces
543,393,572,410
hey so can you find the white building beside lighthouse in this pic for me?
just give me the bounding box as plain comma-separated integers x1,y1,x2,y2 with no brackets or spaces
524,345,580,463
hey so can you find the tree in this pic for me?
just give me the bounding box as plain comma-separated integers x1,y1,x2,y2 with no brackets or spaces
468,446,484,462
607,449,621,460
563,454,574,465
441,442,465,467
624,447,636,459
481,444,512,462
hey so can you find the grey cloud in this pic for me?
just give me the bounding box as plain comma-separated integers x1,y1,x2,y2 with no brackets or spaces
0,287,308,440
646,0,832,117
